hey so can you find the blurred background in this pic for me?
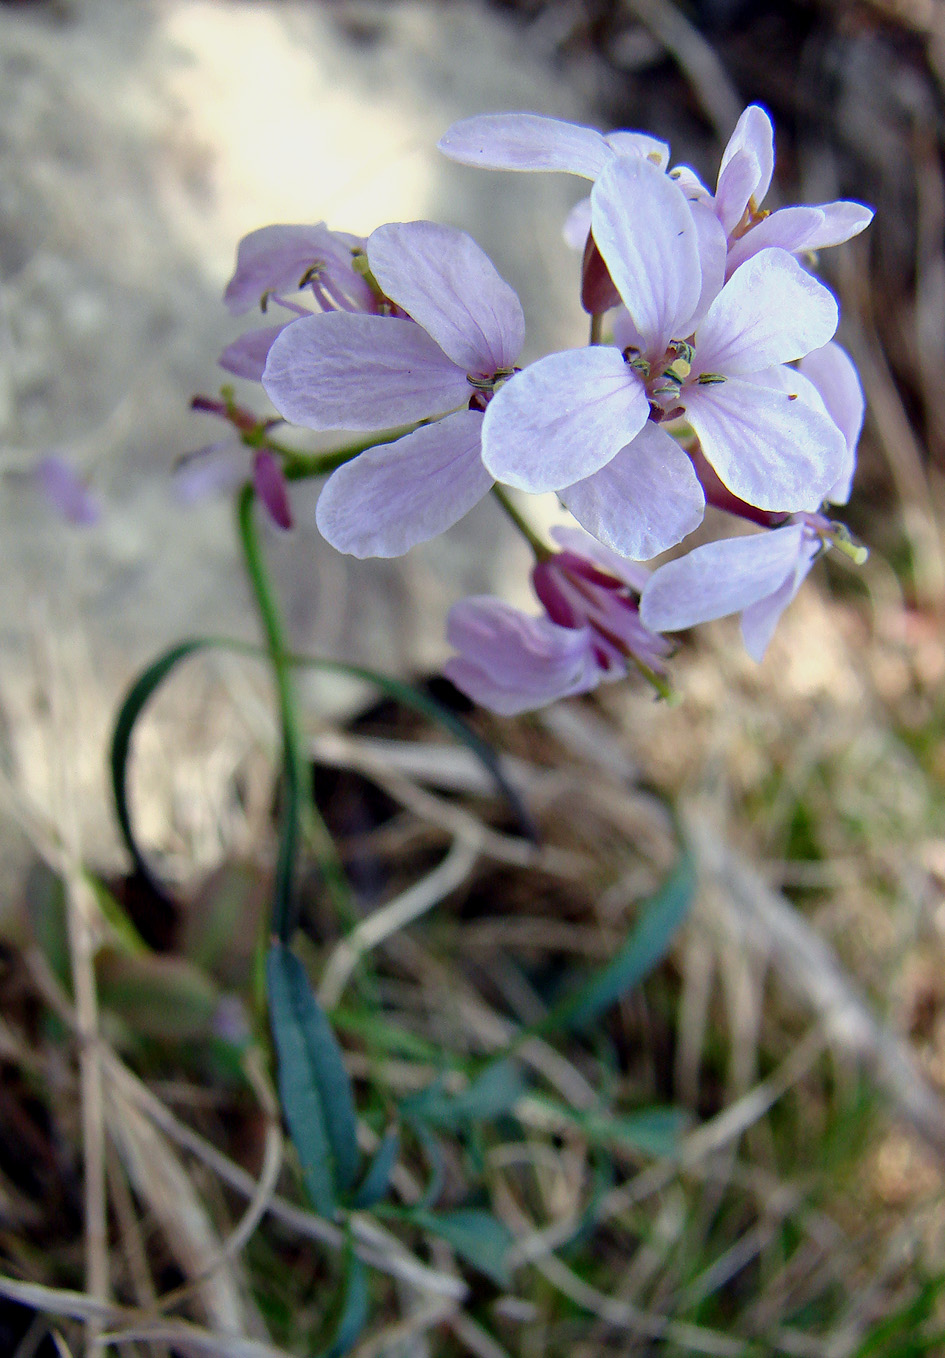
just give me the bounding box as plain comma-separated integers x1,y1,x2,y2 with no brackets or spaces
1,0,945,1352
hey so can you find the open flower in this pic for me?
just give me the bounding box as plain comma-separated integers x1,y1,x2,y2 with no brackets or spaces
675,105,873,278
481,155,846,559
639,516,836,660
220,223,377,382
262,220,525,557
444,527,670,713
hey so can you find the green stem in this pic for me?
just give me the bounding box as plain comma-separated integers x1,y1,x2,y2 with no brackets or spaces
274,424,421,482
236,484,352,941
491,485,552,561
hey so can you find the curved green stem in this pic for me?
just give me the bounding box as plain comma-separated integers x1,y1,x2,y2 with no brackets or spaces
236,484,352,940
491,485,552,561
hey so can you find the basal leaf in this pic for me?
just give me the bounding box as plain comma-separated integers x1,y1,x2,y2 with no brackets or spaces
410,1208,513,1287
267,942,360,1213
350,1130,399,1210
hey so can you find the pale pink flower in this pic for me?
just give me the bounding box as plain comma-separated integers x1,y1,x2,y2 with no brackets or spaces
444,528,669,714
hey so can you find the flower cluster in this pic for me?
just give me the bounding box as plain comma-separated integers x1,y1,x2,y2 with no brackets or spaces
199,104,871,712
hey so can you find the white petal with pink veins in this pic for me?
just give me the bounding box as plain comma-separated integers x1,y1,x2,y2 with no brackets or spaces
693,249,838,376
438,113,611,178
263,312,468,430
591,157,703,354
685,373,847,511
560,422,705,560
481,346,649,493
315,411,491,558
368,221,524,374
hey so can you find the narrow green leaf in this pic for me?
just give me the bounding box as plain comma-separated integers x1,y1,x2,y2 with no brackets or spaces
318,1253,369,1358
410,1208,513,1287
267,942,360,1210
110,636,532,905
402,1061,524,1130
349,1130,399,1210
110,638,215,893
556,853,696,1032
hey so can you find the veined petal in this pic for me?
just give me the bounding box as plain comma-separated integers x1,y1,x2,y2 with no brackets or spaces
804,201,873,250
715,147,762,236
481,346,649,493
560,422,705,559
798,342,864,504
444,597,602,713
219,323,290,381
693,248,838,375
718,105,775,207
688,201,728,330
314,411,491,557
685,374,847,511
263,312,469,430
591,157,703,351
740,533,819,660
224,223,369,315
368,221,524,373
724,206,826,273
437,113,610,178
640,522,807,632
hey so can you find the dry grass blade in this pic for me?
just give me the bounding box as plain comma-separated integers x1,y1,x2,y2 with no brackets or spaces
105,1077,258,1337
686,808,945,1156
318,836,479,1009
100,1322,298,1358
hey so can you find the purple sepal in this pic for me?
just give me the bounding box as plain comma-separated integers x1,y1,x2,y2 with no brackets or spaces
253,449,292,530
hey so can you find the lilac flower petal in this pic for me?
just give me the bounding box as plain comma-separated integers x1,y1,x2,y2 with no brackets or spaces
253,450,292,530
718,105,774,207
444,596,602,714
671,165,712,203
224,224,369,315
591,156,703,351
551,525,650,593
437,113,611,178
604,131,671,166
688,200,728,330
724,206,826,273
368,221,524,373
37,455,100,525
263,312,469,430
740,534,819,660
481,346,649,493
693,249,838,376
563,196,592,250
640,522,808,633
804,201,874,250
685,374,847,511
219,323,291,381
798,341,864,504
315,410,491,557
559,422,705,559
173,440,247,504
715,147,763,236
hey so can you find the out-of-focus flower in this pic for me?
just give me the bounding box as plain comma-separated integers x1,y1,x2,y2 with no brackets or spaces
180,395,292,530
262,220,525,557
674,105,873,278
220,223,378,382
443,527,670,713
36,455,100,525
